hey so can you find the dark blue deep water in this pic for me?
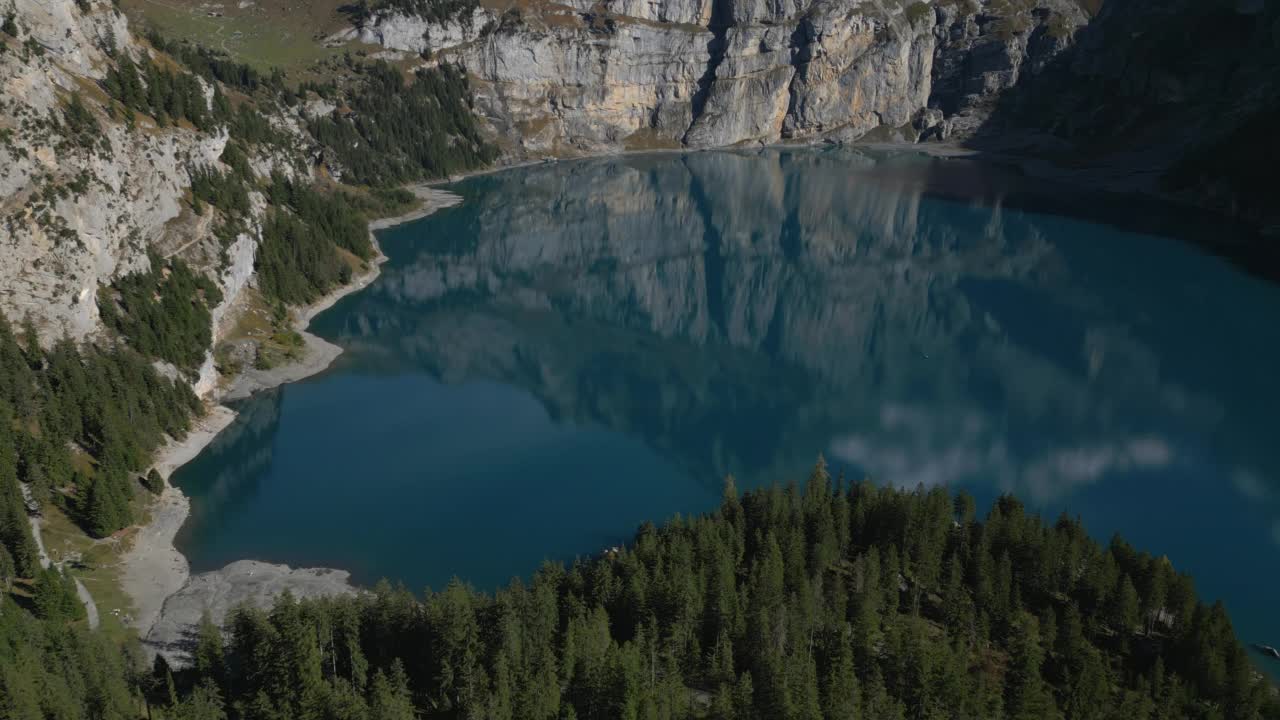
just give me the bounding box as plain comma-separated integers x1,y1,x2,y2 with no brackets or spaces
172,149,1280,665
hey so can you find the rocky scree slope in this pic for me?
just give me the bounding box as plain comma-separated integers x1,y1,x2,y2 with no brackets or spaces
351,0,1092,153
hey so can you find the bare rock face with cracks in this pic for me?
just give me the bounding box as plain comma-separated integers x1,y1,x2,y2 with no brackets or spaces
353,0,1091,154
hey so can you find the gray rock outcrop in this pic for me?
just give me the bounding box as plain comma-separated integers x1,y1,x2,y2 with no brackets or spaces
354,0,1091,154
0,0,229,339
146,560,357,666
0,0,314,381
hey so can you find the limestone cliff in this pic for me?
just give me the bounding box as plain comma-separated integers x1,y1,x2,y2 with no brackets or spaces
353,0,1090,154
1,0,207,340
0,0,307,381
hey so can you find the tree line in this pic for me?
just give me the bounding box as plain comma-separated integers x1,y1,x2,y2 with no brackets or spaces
256,170,424,305
11,461,1278,719
144,31,284,95
103,53,214,131
154,466,1279,720
5,456,1274,712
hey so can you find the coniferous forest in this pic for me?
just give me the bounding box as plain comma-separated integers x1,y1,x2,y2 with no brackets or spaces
307,62,496,187
4,460,1279,720
0,315,201,542
98,252,224,374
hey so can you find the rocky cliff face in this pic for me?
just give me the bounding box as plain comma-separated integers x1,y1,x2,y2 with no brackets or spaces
968,0,1280,229
0,0,309,383
355,0,1090,154
0,0,219,340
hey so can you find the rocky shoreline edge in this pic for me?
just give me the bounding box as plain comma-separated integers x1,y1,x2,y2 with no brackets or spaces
116,185,463,665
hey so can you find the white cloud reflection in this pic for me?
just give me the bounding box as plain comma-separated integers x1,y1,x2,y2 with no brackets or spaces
829,403,1174,504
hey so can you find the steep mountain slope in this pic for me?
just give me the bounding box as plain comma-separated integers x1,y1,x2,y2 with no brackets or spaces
0,0,489,551
0,0,488,375
0,0,241,345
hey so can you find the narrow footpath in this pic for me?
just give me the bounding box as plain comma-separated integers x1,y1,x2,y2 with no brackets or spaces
21,482,101,629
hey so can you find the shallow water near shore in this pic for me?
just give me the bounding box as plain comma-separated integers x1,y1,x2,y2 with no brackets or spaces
172,148,1280,669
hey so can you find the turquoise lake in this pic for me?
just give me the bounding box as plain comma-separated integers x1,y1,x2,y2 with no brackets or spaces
172,148,1280,664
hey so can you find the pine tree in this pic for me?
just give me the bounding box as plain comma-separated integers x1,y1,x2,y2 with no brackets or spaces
1061,646,1110,720
1111,575,1140,633
488,651,515,720
863,669,905,720
369,661,416,720
174,679,228,720
821,634,859,719
0,545,13,590
143,468,164,495
0,412,40,577
33,566,83,621
852,550,882,670
194,611,227,690
1005,613,1061,720
708,629,735,685
733,671,756,720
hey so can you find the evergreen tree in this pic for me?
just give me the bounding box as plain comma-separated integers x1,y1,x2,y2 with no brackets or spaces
0,545,14,591
821,633,859,719
1005,613,1060,720
32,566,85,622
1111,575,1140,633
369,661,417,720
194,611,227,690
174,679,228,720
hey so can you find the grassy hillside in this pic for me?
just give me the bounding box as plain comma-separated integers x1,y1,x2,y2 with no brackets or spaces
117,0,378,72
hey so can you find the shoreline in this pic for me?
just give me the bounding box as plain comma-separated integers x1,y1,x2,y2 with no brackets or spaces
219,185,461,402
118,185,464,651
112,144,1135,648
120,405,238,640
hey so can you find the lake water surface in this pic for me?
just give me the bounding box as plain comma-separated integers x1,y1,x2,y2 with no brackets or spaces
172,149,1280,662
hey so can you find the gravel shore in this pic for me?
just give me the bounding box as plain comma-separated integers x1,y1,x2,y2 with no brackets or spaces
121,405,237,641
119,187,462,659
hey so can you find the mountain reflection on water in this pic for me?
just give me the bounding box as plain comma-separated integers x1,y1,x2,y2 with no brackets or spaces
174,148,1280,659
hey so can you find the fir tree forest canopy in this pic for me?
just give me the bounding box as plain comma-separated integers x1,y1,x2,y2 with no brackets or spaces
4,461,1279,720
0,315,201,545
98,252,224,375
308,62,497,186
